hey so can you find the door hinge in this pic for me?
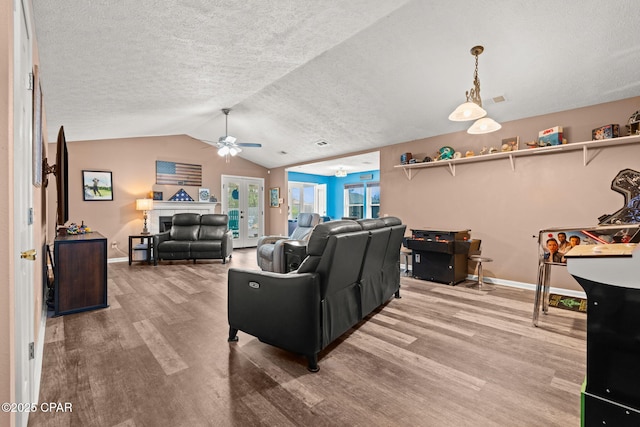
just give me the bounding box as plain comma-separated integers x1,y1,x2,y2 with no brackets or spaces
29,342,34,360
27,72,34,91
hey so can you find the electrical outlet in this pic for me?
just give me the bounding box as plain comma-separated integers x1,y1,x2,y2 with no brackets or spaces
111,241,117,249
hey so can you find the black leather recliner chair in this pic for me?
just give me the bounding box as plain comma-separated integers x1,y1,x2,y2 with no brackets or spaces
256,213,320,273
227,217,405,371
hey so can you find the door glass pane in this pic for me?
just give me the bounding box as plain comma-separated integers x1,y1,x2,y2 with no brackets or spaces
247,183,260,238
290,187,301,219
303,185,315,213
227,182,240,238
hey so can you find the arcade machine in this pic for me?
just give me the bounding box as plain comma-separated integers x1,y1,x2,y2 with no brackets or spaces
404,229,476,285
537,168,640,426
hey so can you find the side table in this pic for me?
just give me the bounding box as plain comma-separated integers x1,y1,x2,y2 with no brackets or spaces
283,240,307,272
129,234,154,265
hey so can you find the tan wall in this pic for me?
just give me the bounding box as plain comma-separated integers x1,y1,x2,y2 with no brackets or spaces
380,96,640,291
47,134,269,255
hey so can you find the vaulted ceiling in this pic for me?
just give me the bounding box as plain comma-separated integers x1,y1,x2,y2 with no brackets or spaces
32,1,640,169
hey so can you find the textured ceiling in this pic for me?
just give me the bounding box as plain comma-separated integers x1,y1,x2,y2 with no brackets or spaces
33,1,640,171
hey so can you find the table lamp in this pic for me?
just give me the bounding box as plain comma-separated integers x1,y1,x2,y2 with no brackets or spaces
136,198,154,235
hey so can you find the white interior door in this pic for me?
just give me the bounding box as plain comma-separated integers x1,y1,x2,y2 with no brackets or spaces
221,175,264,248
14,1,36,425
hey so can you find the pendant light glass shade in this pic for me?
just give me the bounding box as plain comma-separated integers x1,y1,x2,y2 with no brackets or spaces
448,101,487,122
467,117,502,134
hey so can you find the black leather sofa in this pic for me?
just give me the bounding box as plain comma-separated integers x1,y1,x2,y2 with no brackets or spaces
227,216,405,371
154,213,233,265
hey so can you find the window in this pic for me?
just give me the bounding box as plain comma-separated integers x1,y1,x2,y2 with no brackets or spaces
344,183,365,219
288,182,326,220
366,182,380,218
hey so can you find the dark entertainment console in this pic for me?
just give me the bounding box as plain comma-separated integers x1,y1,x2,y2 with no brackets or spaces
404,229,474,285
54,232,108,316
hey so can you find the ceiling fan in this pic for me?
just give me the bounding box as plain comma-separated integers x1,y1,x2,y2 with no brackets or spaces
202,108,262,162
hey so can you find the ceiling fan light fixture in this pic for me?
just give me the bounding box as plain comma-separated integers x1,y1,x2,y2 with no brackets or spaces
229,147,240,156
218,145,230,156
467,117,502,134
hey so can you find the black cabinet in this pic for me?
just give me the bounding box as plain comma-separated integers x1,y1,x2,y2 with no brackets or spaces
405,229,473,285
54,232,108,316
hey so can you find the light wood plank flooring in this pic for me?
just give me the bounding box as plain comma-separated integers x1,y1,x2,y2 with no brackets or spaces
30,249,586,427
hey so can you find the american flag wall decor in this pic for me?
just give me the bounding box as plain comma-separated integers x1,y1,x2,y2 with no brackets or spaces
156,161,202,186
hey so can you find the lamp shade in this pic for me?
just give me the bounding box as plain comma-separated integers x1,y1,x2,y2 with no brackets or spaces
467,117,502,134
136,198,154,211
448,102,487,122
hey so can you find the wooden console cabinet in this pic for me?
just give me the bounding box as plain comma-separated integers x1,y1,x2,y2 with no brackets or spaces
54,232,108,316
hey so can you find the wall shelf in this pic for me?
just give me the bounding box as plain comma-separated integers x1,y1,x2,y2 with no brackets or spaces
394,134,640,179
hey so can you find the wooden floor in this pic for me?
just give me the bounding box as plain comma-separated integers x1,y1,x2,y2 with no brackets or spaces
30,249,586,427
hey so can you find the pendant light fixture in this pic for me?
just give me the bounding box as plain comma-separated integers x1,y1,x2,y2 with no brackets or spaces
449,45,501,134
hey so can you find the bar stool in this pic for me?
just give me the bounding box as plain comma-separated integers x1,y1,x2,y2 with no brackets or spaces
468,254,493,290
401,248,412,276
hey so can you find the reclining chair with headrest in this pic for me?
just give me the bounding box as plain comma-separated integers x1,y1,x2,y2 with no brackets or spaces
256,212,320,273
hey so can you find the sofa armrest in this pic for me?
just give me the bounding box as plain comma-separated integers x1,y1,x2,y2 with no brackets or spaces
154,231,170,247
228,268,321,355
222,229,233,257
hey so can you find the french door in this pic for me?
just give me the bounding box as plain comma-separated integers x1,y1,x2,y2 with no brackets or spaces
221,175,264,248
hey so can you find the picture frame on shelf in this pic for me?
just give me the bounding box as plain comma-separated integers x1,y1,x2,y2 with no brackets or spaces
198,188,210,202
152,191,163,201
270,187,280,208
82,170,113,201
501,136,519,151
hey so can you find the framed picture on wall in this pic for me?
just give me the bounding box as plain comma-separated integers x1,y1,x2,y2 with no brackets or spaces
270,187,280,208
82,170,113,201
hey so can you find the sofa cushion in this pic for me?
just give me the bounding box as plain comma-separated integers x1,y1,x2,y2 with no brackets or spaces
190,240,222,253
357,218,385,230
305,221,362,256
170,213,200,241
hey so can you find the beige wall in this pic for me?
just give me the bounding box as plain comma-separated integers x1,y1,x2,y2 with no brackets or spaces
380,96,640,291
47,134,269,256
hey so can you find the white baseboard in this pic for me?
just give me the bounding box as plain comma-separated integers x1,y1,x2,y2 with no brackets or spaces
466,274,587,299
403,266,586,299
33,303,47,406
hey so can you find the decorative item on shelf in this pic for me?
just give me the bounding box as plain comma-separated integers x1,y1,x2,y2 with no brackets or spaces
453,151,462,159
501,136,519,151
480,146,488,155
435,146,455,161
198,188,210,202
465,151,475,157
525,140,539,149
538,126,564,146
448,45,501,134
400,152,413,165
152,191,163,201
136,198,154,235
168,188,194,201
628,110,640,135
488,147,498,154
210,195,217,202
423,156,433,162
592,124,620,140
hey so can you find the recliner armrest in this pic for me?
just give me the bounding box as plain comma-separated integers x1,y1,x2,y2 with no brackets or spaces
222,229,233,257
257,235,288,247
228,268,322,355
